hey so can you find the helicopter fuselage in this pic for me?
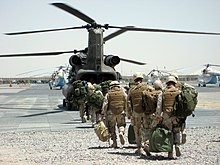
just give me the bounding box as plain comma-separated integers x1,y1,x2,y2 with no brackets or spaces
69,28,120,84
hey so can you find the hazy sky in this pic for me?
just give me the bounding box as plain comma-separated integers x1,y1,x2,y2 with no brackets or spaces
0,0,220,78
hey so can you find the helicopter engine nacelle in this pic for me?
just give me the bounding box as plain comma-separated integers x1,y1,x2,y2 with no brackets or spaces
69,53,86,66
69,55,82,66
104,55,120,67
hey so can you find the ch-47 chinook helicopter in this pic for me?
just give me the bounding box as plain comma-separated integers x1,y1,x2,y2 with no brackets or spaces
1,3,220,101
198,64,220,87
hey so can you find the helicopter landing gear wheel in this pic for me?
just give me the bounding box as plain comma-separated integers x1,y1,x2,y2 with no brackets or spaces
63,99,66,107
67,102,72,111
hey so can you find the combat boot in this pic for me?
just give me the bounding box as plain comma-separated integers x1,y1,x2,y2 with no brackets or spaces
81,116,87,123
168,152,174,159
119,132,125,145
143,145,151,156
135,147,144,155
182,133,186,144
111,140,118,148
175,144,181,157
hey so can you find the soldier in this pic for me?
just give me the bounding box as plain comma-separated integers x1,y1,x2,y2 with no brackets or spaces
87,83,104,127
102,81,127,148
127,72,152,155
151,79,164,127
71,80,88,123
155,76,181,159
172,74,187,144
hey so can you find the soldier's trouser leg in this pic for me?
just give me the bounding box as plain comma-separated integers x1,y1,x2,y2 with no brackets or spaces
95,108,101,123
180,118,186,144
116,114,126,145
162,113,175,158
132,115,143,149
79,103,86,123
89,107,96,125
142,114,152,156
173,123,181,157
107,114,117,147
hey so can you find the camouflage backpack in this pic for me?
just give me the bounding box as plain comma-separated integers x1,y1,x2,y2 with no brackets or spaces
100,80,112,96
87,91,104,109
129,84,148,113
72,80,88,101
163,87,181,113
142,89,161,115
175,84,198,117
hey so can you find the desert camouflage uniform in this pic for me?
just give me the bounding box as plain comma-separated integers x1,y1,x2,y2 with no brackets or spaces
86,83,103,126
127,80,151,155
155,76,182,158
175,81,187,144
102,81,127,148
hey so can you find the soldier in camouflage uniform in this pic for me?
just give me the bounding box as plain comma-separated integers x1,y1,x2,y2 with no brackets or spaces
71,80,88,123
155,76,181,159
102,81,127,148
151,79,164,127
127,72,152,155
172,74,187,144
87,83,104,127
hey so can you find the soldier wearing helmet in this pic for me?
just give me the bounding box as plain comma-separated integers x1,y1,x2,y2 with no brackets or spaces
172,74,190,146
127,72,152,155
153,79,163,90
87,83,104,127
152,80,164,123
102,81,127,148
154,75,181,159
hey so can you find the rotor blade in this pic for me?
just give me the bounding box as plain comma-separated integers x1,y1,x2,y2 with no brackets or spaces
16,68,51,76
206,64,220,67
119,58,146,65
51,3,95,24
103,55,146,65
104,26,134,42
104,55,146,65
5,26,84,35
108,26,220,35
0,50,75,57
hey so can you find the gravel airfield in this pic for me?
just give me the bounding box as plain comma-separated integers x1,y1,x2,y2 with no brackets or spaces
0,85,220,165
0,125,219,165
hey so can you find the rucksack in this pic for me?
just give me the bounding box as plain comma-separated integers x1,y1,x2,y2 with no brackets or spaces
108,87,126,115
87,91,104,109
163,87,181,113
175,84,198,117
129,83,149,113
100,80,112,96
149,124,173,152
72,80,88,100
94,121,110,142
142,89,161,115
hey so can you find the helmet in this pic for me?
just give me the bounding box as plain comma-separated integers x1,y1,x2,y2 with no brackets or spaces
167,76,177,84
172,73,179,80
153,79,163,89
133,72,144,81
110,80,120,86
